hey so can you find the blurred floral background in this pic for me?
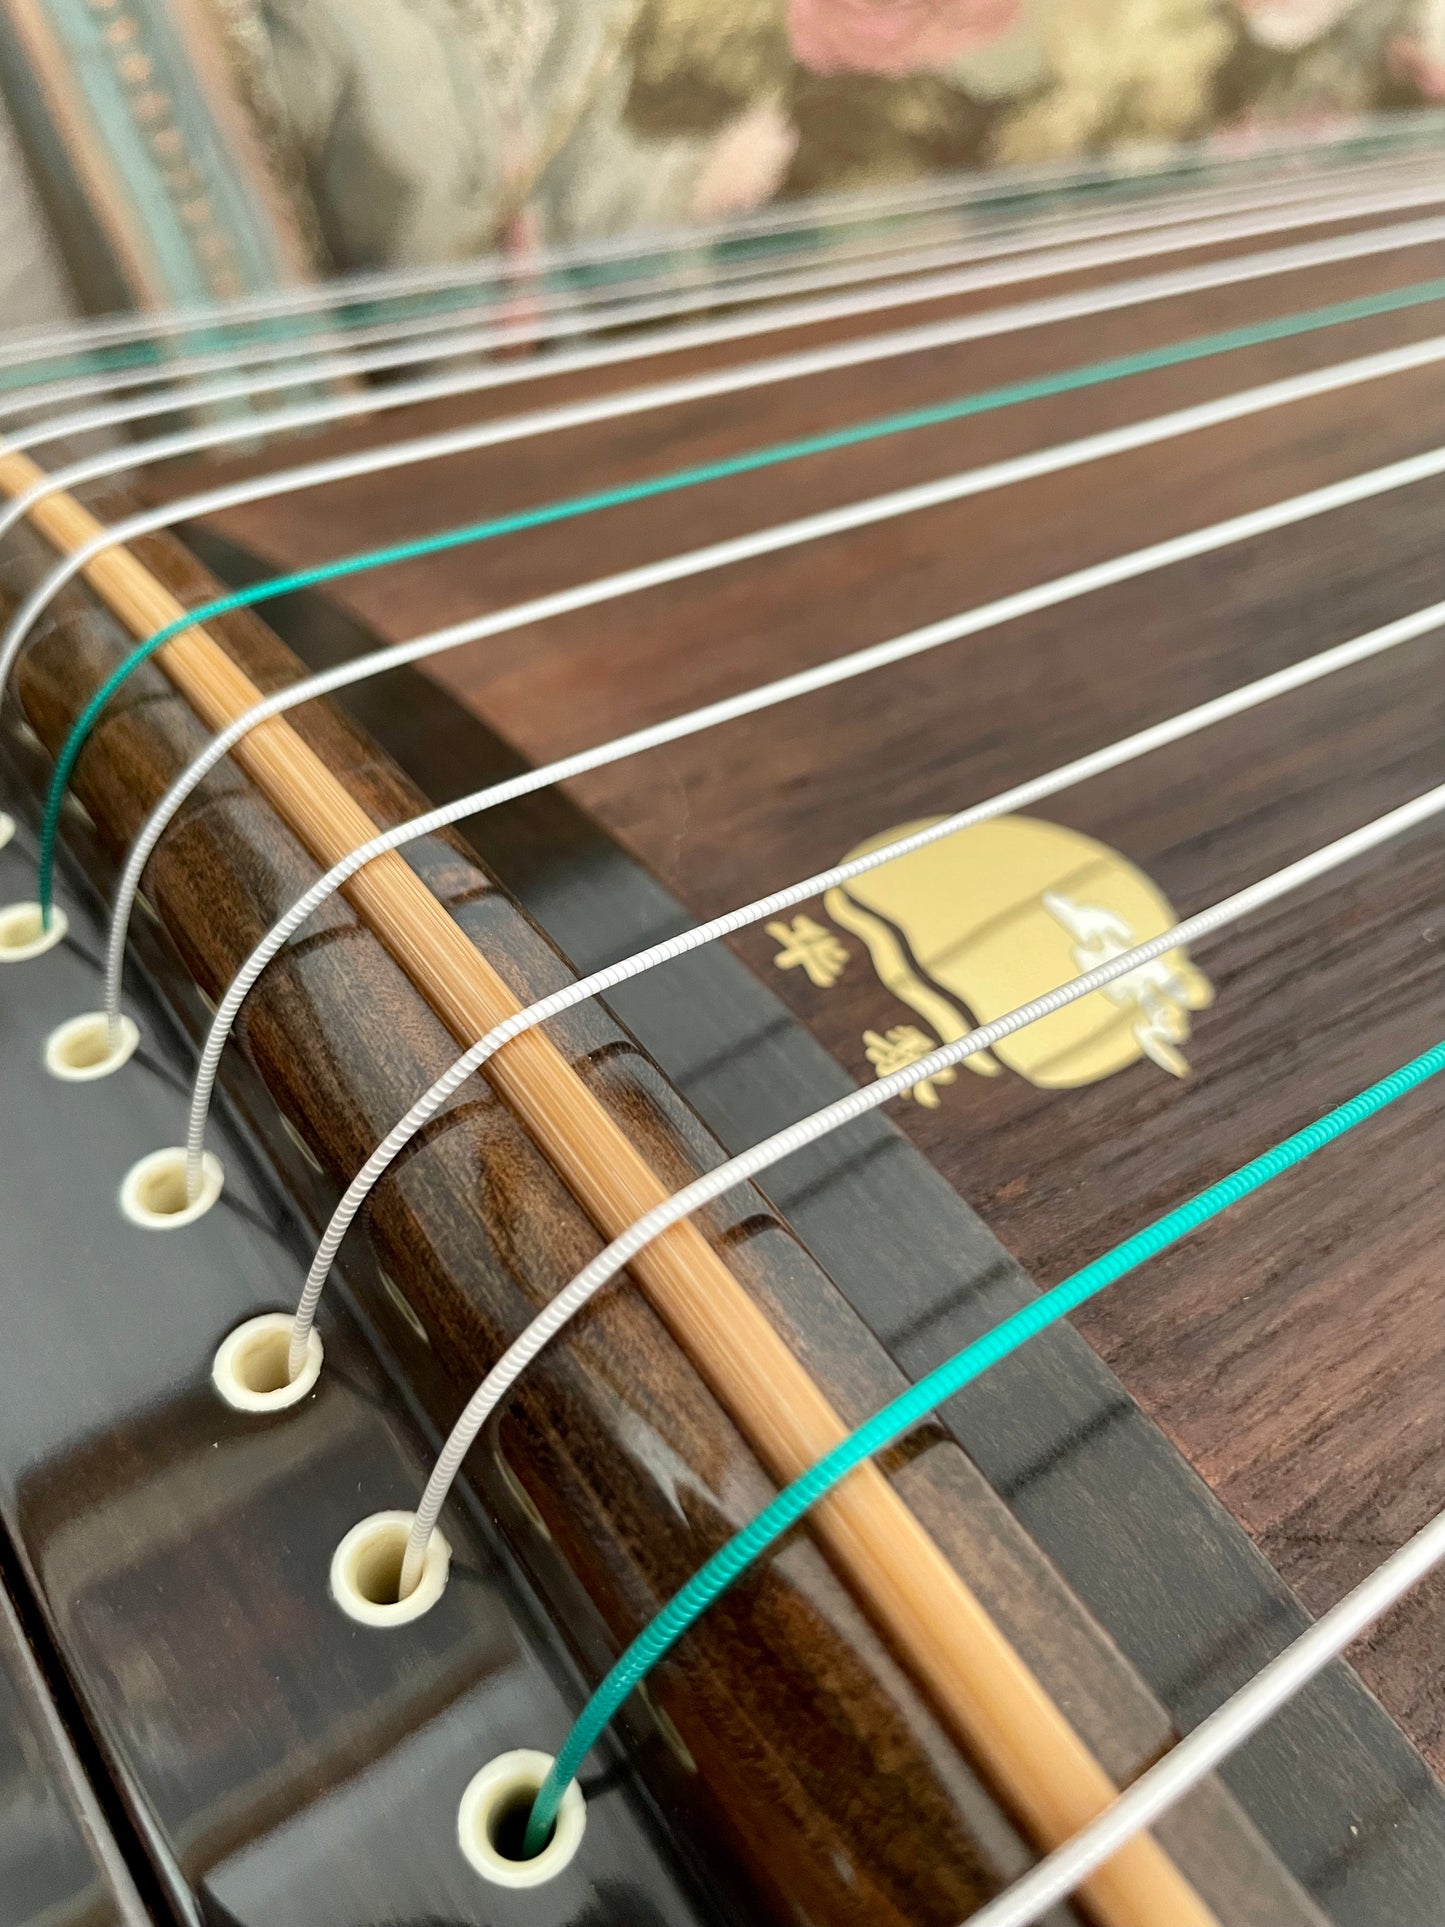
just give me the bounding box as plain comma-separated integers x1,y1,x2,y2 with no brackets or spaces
249,0,1445,263
0,0,1441,327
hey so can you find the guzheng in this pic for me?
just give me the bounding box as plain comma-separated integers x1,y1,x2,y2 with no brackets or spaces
0,120,1443,1927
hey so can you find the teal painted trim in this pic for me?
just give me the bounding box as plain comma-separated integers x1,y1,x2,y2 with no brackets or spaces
2,116,1442,390
521,1035,1445,1855
0,1,333,397
0,279,505,395
55,0,253,307
0,168,1222,392
34,269,1445,921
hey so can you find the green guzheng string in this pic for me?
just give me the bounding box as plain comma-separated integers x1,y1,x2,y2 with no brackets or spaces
522,1035,1445,1853
34,269,1445,920
0,148,1346,395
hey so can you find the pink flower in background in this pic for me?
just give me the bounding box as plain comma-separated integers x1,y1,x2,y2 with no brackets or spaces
1235,0,1362,50
1392,39,1445,94
692,102,801,218
1211,109,1353,154
491,194,546,350
786,0,1021,78
1391,0,1445,100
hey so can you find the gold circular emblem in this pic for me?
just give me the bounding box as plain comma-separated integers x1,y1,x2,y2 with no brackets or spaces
822,815,1214,1089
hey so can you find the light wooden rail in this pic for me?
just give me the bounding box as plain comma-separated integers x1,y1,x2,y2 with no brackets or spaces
0,444,1218,1927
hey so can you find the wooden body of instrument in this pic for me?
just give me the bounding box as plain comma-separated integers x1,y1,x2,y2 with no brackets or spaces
0,145,1442,1926
0,1574,144,1927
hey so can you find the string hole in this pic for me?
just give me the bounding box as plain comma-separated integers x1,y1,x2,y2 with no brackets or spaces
329,1511,449,1628
0,902,66,962
457,1751,585,1888
119,1147,223,1228
490,1788,552,1860
45,1012,139,1082
212,1312,322,1414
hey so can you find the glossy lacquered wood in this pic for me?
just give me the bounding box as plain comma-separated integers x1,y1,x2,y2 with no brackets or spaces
0,685,714,1927
0,1577,145,1927
168,200,1445,1811
236,537,1445,1927
0,497,1326,1927
0,456,1213,1927
1,172,1440,1925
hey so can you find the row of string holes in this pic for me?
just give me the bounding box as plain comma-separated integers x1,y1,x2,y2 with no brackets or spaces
0,832,586,1888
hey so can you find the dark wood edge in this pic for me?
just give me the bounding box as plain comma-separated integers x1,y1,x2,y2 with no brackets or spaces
183,526,1445,1926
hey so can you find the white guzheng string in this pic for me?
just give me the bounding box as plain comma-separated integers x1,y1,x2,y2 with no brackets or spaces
11,155,1445,441
0,173,1376,432
1,121,1430,372
0,151,1213,366
390,778,1445,1596
86,353,1445,1074
279,597,1445,1385
968,1503,1445,1927
3,169,1319,420
4,179,1444,662
8,164,1440,465
3,159,1427,427
0,307,1426,947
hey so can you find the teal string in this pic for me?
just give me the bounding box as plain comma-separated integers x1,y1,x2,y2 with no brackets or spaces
0,169,1158,395
33,271,1445,924
521,1035,1445,1856
0,311,371,399
0,283,535,397
0,133,1432,397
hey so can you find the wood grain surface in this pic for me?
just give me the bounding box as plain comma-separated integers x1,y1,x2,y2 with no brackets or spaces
0,1576,145,1927
160,194,1445,1801
0,451,1279,1924
4,505,1332,1925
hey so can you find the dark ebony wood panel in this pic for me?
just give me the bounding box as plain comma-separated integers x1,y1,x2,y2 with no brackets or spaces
160,206,1445,1827
0,722,717,1927
0,1574,147,1927
183,525,1445,1927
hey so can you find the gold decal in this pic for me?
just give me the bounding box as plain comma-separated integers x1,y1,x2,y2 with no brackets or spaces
768,914,849,988
1041,890,1209,1078
822,815,1213,1092
862,1026,958,1107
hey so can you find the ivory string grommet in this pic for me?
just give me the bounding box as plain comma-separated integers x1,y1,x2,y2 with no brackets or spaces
329,1511,449,1628
457,1750,586,1888
0,811,13,850
212,1312,322,1414
119,1146,223,1228
44,1011,139,1082
0,901,66,961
